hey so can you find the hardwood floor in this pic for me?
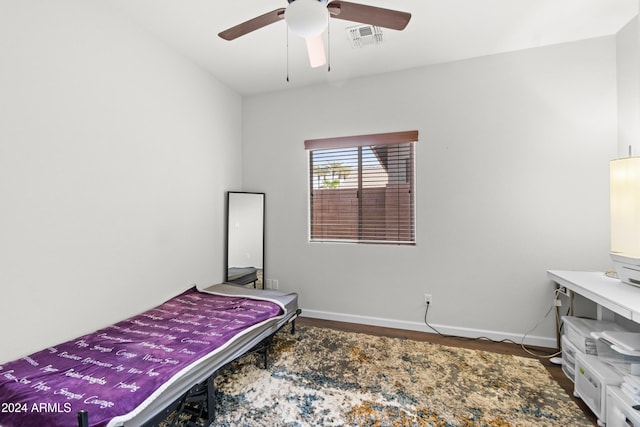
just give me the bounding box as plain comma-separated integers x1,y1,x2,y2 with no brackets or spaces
296,316,598,426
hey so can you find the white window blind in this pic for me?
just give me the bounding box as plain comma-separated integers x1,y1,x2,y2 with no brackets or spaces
305,130,418,245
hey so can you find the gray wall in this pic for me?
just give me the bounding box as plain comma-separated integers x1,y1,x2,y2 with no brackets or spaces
618,16,640,157
0,0,241,363
242,37,618,346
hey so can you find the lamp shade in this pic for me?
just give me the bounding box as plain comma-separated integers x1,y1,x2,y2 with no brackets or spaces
285,0,329,38
610,157,640,258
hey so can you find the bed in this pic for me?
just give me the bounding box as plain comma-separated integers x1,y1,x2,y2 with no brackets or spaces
0,283,299,427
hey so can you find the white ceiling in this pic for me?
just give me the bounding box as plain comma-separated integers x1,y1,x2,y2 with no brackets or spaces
109,0,638,96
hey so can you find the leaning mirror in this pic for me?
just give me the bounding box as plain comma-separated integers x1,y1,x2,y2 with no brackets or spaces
225,192,265,287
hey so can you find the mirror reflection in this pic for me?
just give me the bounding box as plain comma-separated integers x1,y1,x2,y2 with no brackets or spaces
225,192,264,287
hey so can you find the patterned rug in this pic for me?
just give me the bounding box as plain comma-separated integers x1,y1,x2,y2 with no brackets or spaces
165,324,591,427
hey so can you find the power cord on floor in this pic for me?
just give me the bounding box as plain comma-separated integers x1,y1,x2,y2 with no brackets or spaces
423,294,564,360
423,302,523,345
519,298,565,359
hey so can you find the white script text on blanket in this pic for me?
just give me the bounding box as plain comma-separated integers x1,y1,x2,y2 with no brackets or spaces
0,287,283,427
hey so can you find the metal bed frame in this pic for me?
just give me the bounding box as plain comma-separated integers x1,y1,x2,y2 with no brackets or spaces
76,308,300,427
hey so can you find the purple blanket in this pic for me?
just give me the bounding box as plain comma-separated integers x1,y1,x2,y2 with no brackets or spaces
0,287,283,427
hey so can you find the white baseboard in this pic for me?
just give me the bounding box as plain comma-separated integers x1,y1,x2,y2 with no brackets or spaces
301,308,557,348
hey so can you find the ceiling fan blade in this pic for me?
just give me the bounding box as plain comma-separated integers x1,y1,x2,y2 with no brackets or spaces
218,8,286,41
305,35,326,68
327,1,411,31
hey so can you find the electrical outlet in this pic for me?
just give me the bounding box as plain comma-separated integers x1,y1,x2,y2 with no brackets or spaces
265,279,272,289
424,294,432,305
272,279,279,290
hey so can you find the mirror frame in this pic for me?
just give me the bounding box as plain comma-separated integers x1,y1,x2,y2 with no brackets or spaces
224,191,265,287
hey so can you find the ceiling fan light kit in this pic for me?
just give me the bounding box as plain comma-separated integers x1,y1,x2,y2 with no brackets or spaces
285,0,330,68
218,0,411,73
285,0,329,38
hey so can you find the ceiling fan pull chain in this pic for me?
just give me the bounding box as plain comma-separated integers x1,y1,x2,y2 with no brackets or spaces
286,25,290,82
327,13,331,72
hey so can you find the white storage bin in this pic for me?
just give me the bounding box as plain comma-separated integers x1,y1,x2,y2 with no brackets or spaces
575,353,623,424
595,332,640,376
562,334,578,383
563,360,576,383
606,385,640,427
562,316,628,355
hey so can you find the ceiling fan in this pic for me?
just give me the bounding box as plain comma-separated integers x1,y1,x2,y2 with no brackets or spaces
218,0,411,68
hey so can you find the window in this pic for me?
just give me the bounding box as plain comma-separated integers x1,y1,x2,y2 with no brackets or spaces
306,130,418,245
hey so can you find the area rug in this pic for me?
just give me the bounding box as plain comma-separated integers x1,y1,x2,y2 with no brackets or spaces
167,325,591,426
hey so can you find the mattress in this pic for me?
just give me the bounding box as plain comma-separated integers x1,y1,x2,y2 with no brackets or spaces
0,284,299,427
